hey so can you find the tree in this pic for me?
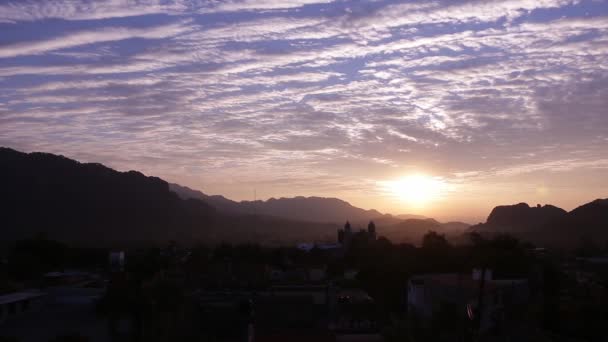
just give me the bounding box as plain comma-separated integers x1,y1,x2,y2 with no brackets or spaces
421,231,450,251
468,231,485,247
48,334,89,342
0,336,20,342
8,236,68,280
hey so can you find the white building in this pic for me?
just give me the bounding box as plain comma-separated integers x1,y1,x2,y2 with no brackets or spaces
296,242,341,252
109,251,125,272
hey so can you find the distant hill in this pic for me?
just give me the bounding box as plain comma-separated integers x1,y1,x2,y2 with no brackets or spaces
544,199,608,246
0,146,472,247
469,200,608,248
470,203,567,232
169,183,470,245
0,147,216,244
169,183,396,224
0,147,339,246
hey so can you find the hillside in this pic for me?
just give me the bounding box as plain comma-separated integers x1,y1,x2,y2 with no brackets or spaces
0,148,340,246
0,147,217,244
468,200,608,248
470,203,567,232
169,183,395,224
543,199,608,246
0,147,481,247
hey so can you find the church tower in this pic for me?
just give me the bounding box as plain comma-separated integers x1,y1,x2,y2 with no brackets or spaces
344,221,352,233
339,221,353,249
368,221,376,240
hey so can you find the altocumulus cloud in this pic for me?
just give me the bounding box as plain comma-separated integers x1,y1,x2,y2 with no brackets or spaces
1,0,607,218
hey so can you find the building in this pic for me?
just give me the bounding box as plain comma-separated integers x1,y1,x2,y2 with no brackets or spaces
332,289,378,333
343,269,359,280
337,221,353,249
0,291,46,324
297,242,341,253
367,221,376,241
308,267,327,282
337,221,377,253
109,251,125,272
407,269,528,333
297,243,315,252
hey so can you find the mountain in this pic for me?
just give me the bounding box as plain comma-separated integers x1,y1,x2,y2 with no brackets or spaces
545,199,608,245
0,147,343,246
0,146,471,246
470,203,567,232
169,183,238,213
169,183,395,224
1,147,216,244
469,200,608,248
169,183,471,245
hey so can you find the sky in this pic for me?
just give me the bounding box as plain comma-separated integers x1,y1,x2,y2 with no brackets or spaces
1,0,607,223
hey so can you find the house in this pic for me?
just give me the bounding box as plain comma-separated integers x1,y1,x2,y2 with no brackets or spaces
268,266,285,281
269,285,330,305
297,242,341,252
332,289,378,333
308,266,327,282
0,291,46,324
297,243,315,252
407,269,528,333
109,251,125,272
343,269,359,280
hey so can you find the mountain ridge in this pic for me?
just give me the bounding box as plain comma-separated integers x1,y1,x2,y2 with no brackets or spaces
473,202,567,232
170,183,404,225
9,146,604,249
468,200,608,248
0,147,462,246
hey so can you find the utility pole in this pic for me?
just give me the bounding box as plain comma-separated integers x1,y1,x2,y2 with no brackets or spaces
474,267,487,341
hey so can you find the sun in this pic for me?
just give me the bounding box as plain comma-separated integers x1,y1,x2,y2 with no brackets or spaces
381,174,445,207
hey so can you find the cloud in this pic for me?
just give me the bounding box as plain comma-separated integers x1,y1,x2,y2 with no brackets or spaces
205,0,334,12
0,0,189,22
0,21,193,58
1,0,607,216
0,0,333,23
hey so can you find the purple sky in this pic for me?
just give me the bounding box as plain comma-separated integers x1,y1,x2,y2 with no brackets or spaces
1,0,607,222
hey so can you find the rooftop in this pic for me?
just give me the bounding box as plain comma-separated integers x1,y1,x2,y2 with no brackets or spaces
0,291,46,305
410,273,497,292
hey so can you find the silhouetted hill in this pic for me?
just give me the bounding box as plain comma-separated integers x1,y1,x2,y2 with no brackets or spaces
1,147,217,244
0,148,347,246
544,199,608,245
469,203,567,232
169,183,395,224
169,183,470,244
469,200,608,248
0,147,493,247
168,183,237,213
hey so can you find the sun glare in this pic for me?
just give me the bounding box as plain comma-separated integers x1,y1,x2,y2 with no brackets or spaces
382,174,445,207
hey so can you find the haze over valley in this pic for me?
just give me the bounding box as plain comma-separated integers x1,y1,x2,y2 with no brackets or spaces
2,147,605,250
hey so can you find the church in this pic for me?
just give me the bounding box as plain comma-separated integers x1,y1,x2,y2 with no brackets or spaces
337,220,377,250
